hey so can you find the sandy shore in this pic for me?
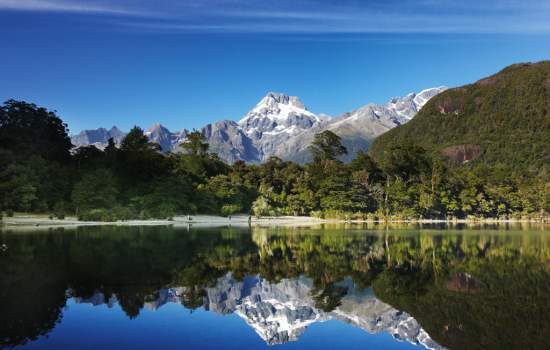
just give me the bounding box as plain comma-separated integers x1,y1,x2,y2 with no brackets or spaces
0,214,326,228
1,213,548,230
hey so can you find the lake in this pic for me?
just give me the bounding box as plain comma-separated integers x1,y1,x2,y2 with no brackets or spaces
1,224,549,350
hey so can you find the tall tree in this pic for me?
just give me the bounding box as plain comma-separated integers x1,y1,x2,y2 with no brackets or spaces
0,100,72,163
181,129,209,156
380,143,431,181
118,126,166,185
120,126,160,153
309,130,347,162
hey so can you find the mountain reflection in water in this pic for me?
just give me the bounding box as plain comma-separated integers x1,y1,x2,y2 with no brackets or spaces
72,275,440,348
1,225,549,350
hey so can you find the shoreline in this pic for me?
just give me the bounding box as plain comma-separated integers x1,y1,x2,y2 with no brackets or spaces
1,214,549,229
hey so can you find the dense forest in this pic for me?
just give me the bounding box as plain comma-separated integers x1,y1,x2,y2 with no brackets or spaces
1,62,549,221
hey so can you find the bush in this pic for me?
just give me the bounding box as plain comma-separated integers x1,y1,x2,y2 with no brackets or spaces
78,208,117,222
78,206,181,222
111,206,136,221
53,201,66,220
141,203,177,220
6,209,14,217
221,204,241,217
252,196,270,217
310,210,324,219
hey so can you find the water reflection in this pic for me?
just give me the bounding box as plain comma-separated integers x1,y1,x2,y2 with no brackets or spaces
1,225,549,349
72,275,440,348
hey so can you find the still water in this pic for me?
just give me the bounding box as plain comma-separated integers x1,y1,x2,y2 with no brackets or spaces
1,224,549,350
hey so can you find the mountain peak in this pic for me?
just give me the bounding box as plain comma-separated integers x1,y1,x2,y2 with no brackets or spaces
238,92,319,137
147,123,169,133
260,92,307,111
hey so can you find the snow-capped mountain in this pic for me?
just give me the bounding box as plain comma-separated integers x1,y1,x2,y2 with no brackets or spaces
320,86,447,162
236,92,329,162
70,87,446,163
239,92,326,136
71,273,445,349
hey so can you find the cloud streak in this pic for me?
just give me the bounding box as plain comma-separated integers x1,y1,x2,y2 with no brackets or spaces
0,0,148,16
2,0,550,34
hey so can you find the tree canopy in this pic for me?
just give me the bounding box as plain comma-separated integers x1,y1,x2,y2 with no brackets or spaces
309,130,348,162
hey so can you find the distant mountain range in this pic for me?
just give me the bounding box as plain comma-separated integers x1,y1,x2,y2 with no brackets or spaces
71,87,446,164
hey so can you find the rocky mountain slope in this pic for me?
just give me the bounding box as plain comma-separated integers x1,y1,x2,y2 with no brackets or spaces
71,87,446,163
368,61,550,173
71,126,125,149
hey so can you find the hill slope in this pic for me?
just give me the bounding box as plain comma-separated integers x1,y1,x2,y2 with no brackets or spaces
369,62,550,176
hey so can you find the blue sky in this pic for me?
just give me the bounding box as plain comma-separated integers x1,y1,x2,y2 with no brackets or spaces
1,0,550,133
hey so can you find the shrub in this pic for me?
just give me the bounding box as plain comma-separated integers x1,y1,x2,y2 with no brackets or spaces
78,208,117,222
221,204,241,217
252,197,270,217
53,201,66,220
111,206,136,221
6,209,14,217
310,210,324,219
141,203,177,220
268,208,282,217
322,210,347,219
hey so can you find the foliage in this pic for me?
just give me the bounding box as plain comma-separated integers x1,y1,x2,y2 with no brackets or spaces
309,130,347,162
71,169,118,213
180,129,209,156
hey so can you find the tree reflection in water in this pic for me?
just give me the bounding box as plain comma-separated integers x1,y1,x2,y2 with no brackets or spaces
0,224,549,349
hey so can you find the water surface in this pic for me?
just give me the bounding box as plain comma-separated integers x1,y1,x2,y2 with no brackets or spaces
1,224,549,350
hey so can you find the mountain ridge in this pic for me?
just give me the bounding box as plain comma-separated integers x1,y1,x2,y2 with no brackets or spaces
71,87,446,163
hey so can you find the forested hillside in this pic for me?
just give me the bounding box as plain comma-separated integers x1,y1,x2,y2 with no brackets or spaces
369,61,550,175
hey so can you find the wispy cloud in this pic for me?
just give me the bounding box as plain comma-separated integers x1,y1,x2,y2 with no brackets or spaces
2,0,550,34
0,0,148,16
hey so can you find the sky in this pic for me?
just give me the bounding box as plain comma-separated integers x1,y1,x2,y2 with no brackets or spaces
1,0,550,133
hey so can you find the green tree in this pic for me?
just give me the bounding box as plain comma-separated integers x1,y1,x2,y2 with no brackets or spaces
118,127,168,188
309,130,347,162
180,129,209,156
349,150,383,182
71,169,118,214
380,143,431,181
0,100,72,163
